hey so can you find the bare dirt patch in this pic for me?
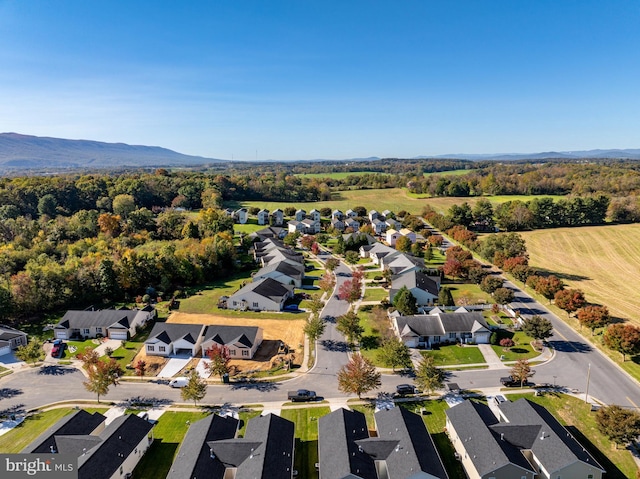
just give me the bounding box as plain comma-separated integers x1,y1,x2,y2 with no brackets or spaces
131,348,167,376
166,312,306,371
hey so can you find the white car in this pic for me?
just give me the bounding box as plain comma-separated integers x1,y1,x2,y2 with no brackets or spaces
169,377,189,388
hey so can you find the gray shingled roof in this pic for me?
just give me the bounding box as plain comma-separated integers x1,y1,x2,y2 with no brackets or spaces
0,325,27,341
146,323,205,346
318,408,376,479
22,410,106,453
391,270,439,297
254,261,304,282
438,312,489,333
445,400,535,477
497,399,604,474
374,407,448,479
55,309,140,331
203,325,261,349
250,278,294,302
167,414,239,479
396,315,445,337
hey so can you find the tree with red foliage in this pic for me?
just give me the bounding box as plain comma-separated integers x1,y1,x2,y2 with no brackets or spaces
318,271,336,294
445,245,473,263
205,345,231,379
338,279,361,303
603,323,640,361
534,275,564,303
134,360,147,378
500,338,515,350
554,289,586,316
576,305,611,335
337,354,381,399
428,235,443,247
311,242,320,255
502,256,528,273
442,259,464,279
300,235,315,250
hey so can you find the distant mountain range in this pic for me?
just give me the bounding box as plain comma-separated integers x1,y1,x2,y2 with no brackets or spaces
0,133,225,170
1,132,640,171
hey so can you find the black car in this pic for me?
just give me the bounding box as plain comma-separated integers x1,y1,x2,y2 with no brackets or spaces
396,384,417,395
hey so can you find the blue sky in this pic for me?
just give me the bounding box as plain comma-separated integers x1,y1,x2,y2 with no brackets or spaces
1,0,639,160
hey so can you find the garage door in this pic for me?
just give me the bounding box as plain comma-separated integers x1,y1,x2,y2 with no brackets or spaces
109,331,128,340
55,331,68,340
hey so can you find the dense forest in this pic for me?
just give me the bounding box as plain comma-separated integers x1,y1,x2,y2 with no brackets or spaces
2,158,640,323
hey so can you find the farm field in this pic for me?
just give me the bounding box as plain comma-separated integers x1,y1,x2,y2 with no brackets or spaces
414,194,566,214
520,224,640,327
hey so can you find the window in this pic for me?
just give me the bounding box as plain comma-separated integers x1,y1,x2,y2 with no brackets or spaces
253,302,259,308
232,301,237,306
242,350,249,357
433,336,440,343
147,345,155,352
119,466,123,475
230,350,236,356
159,346,165,352
96,327,102,333
449,332,456,339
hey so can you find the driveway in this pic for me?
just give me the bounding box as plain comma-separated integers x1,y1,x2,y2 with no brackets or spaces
0,352,26,370
156,356,191,378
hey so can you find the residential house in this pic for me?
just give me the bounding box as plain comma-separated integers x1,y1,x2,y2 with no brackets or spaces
386,228,403,246
287,220,306,234
250,226,287,241
260,248,304,269
254,260,304,288
393,310,491,348
382,252,425,274
145,323,206,357
54,306,155,340
294,209,306,221
24,413,154,479
302,218,321,233
206,413,295,479
257,209,270,225
389,270,440,308
446,399,604,479
201,325,263,360
399,228,417,243
371,218,387,235
331,209,344,220
270,208,284,226
167,414,240,479
308,208,321,222
345,208,357,219
345,217,360,231
331,217,345,231
318,407,448,479
386,218,402,230
226,278,294,312
234,208,248,224
0,325,28,356
381,209,393,219
368,209,379,221
361,242,398,263
223,208,235,218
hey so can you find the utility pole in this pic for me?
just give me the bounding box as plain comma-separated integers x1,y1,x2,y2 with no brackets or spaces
584,363,591,403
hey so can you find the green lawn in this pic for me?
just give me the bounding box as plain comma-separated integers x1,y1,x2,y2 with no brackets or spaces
0,408,107,453
364,270,384,280
110,345,141,373
447,282,494,305
357,310,385,366
506,393,637,479
362,287,389,302
425,248,446,266
233,218,265,235
483,311,514,326
490,330,539,361
423,169,474,177
421,344,486,366
132,411,209,479
281,406,330,479
62,339,100,359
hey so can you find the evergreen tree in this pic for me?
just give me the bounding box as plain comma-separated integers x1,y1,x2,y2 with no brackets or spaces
393,286,418,315
438,286,455,306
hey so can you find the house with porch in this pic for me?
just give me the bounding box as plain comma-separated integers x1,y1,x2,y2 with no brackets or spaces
0,325,28,356
201,325,263,360
145,323,206,357
226,278,294,312
392,309,491,348
54,306,155,340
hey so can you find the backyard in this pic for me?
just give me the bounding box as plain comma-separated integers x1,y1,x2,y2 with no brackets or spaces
280,406,330,479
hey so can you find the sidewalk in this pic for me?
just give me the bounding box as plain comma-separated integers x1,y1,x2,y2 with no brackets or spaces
477,344,508,370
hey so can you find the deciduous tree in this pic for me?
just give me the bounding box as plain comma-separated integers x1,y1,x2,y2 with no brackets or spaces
338,279,361,304
134,360,147,378
438,286,455,306
596,405,640,448
83,359,123,403
15,339,43,365
395,236,412,253
521,316,554,341
576,305,611,334
480,276,503,294
533,275,564,302
325,258,339,272
205,345,231,379
414,355,444,395
336,311,364,344
181,370,208,406
318,271,336,294
304,315,326,343
493,287,515,305
509,359,535,387
377,337,412,371
603,323,640,361
500,338,515,350
337,354,381,399
554,289,586,316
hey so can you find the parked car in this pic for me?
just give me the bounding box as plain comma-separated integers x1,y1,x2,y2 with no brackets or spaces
50,339,64,358
287,389,317,402
493,394,508,405
169,377,189,388
500,376,520,387
396,384,417,396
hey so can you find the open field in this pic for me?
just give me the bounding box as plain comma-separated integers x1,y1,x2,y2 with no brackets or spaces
520,224,640,327
423,169,474,177
413,194,566,214
294,171,381,179
165,312,305,369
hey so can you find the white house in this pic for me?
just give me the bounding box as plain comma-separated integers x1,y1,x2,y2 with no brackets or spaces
234,208,248,224
302,218,321,233
226,278,294,312
386,228,403,246
0,325,28,356
54,306,155,340
287,220,306,234
308,209,321,222
201,325,263,360
393,310,491,348
145,323,206,357
294,209,306,221
257,209,270,225
389,270,439,308
399,228,417,243
253,260,304,288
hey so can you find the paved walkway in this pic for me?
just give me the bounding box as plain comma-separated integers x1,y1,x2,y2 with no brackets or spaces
93,339,122,357
477,344,508,370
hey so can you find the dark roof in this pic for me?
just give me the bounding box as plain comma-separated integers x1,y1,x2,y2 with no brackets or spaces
167,414,239,479
55,310,141,330
396,315,445,337
445,400,537,477
374,407,448,479
254,261,304,281
208,413,294,479
0,325,27,341
77,414,154,479
250,278,294,302
202,325,261,349
23,410,106,453
318,408,376,479
498,399,604,473
438,312,489,333
146,323,205,346
391,270,439,297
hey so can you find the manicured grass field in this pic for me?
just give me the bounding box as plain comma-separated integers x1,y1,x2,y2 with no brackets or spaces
281,406,330,479
412,194,565,214
446,282,494,305
506,392,637,479
490,330,538,361
362,287,388,302
0,408,108,453
421,344,486,366
132,411,209,479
